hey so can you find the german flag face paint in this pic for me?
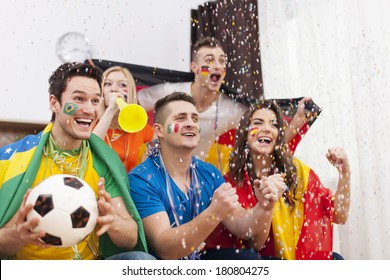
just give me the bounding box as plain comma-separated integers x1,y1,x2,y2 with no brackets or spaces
167,123,180,134
249,127,260,137
63,102,78,115
201,66,210,76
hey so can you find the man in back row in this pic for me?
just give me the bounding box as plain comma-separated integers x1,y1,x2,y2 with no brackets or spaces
138,36,312,169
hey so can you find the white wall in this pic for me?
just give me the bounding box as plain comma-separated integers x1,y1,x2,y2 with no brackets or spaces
0,0,206,124
259,0,390,259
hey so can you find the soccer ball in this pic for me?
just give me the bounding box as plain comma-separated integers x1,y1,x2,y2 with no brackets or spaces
26,174,99,247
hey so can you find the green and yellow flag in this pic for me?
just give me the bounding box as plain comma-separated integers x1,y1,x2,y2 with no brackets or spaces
0,123,147,258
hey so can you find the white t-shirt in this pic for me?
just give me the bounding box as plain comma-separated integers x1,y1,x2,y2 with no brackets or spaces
138,82,247,160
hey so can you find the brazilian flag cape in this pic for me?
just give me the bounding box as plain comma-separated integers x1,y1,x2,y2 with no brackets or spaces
0,123,147,258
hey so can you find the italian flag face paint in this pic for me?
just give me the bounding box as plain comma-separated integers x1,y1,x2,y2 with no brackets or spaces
167,123,180,134
249,127,260,137
63,102,78,115
201,66,210,76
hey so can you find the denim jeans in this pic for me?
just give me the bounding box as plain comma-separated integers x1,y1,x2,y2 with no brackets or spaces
105,251,156,260
201,248,263,260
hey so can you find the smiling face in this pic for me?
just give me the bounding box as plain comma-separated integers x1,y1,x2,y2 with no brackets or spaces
191,46,227,92
155,100,200,151
50,76,101,149
246,108,279,157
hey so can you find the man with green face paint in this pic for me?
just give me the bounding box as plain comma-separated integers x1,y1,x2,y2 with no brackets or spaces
0,62,154,260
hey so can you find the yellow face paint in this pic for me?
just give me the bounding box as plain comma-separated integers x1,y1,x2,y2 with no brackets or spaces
249,127,260,137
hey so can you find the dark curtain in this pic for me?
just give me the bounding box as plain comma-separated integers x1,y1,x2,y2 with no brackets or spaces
191,0,263,104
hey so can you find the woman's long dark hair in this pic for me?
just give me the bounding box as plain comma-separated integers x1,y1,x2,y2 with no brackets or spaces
229,100,298,205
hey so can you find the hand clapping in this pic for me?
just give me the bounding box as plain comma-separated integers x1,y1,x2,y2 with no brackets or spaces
253,173,287,209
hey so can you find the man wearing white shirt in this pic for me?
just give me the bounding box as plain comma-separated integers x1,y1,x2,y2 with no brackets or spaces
138,36,310,163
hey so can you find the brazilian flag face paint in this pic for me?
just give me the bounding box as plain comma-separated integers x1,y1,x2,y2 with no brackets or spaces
63,102,78,115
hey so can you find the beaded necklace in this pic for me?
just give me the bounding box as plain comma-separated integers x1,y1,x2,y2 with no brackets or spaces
157,154,202,260
43,134,89,178
214,93,223,172
191,83,222,172
43,134,95,259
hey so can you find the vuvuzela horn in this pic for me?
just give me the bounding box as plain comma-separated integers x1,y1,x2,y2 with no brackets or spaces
116,98,148,133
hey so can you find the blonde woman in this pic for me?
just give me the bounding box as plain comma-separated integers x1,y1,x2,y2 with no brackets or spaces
94,66,156,173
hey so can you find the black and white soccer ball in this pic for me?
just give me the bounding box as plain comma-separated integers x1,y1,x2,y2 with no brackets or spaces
26,174,99,247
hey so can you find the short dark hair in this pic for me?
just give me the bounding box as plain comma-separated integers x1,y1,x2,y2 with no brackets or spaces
48,62,103,121
191,36,223,62
154,92,196,125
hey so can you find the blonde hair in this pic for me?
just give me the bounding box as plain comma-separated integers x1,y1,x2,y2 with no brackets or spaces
103,66,137,104
98,66,137,119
